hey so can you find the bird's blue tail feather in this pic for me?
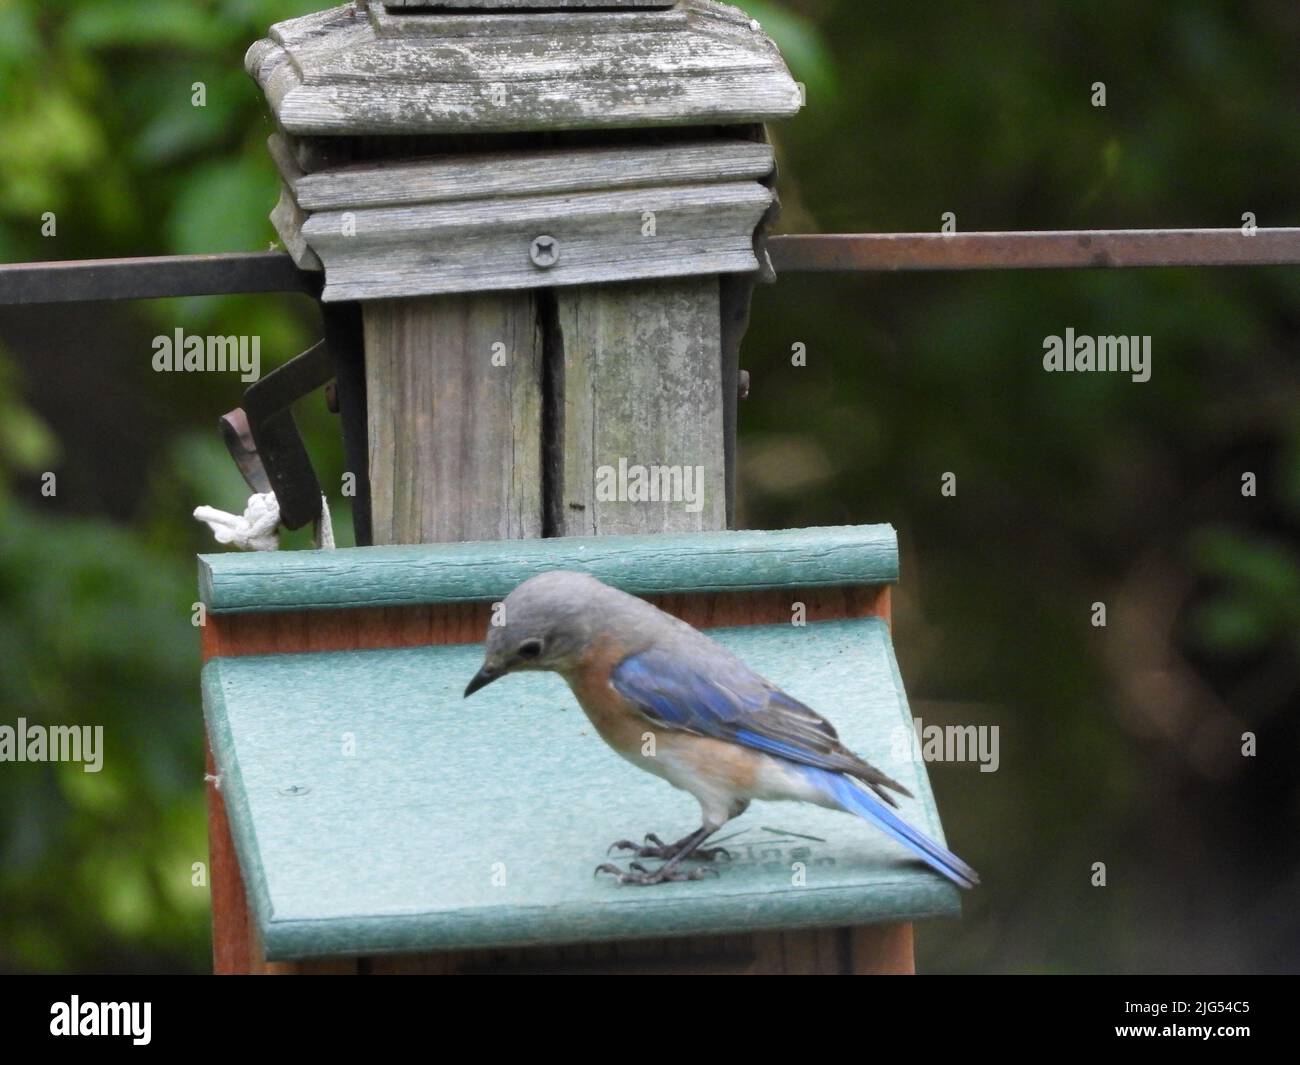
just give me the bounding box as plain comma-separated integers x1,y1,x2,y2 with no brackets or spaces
807,767,980,889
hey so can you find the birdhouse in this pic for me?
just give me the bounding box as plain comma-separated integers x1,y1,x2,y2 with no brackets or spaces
201,0,966,975
200,525,962,973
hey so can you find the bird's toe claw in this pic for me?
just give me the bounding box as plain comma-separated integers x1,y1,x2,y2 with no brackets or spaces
605,833,677,859
594,859,723,886
653,866,718,883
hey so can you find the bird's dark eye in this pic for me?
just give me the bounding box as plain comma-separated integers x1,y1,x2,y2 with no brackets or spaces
517,639,543,660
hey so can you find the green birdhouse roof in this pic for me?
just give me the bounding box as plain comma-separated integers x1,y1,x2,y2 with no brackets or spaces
199,525,961,960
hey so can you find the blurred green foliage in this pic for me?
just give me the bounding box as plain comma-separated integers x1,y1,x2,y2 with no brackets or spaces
0,0,1297,972
0,0,336,972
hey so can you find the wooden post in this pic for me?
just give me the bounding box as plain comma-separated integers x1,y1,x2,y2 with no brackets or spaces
364,293,545,544
552,278,726,535
215,0,918,974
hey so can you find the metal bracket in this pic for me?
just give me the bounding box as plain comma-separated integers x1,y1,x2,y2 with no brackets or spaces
216,301,369,543
218,408,271,496
219,339,334,532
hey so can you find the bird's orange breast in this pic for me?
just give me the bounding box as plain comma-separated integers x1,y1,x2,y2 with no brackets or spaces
564,634,661,761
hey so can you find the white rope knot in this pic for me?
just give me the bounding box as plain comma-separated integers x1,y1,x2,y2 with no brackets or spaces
193,492,337,552
193,492,281,552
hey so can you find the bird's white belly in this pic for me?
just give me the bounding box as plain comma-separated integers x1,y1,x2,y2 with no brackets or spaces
653,736,839,826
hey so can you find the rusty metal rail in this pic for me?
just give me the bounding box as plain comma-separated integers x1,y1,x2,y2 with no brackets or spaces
2,229,1300,306
767,228,1300,272
0,252,317,305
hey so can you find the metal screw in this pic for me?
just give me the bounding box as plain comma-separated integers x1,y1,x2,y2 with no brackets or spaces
738,370,751,401
279,784,311,797
529,235,560,268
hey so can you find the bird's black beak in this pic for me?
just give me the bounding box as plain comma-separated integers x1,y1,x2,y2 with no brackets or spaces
464,665,502,698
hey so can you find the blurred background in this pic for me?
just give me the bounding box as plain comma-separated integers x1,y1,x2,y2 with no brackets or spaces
0,0,1296,973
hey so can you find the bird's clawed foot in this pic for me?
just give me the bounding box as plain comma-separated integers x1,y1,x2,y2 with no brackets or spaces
597,825,728,885
605,832,732,862
594,860,721,886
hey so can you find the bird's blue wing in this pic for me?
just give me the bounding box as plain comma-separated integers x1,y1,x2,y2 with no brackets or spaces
610,645,870,778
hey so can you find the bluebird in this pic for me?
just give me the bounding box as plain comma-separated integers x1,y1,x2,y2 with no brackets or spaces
464,570,979,889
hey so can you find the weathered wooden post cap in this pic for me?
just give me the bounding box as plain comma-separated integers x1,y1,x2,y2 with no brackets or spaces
246,0,803,300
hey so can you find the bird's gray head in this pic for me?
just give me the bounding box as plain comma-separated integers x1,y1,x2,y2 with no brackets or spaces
463,570,611,697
